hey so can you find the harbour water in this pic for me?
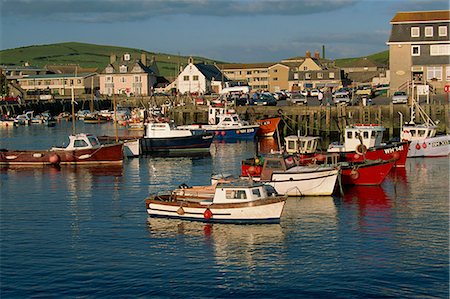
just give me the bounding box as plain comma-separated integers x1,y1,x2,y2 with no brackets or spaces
1,122,448,298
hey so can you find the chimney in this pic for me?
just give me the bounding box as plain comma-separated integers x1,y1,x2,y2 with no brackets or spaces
314,51,320,59
305,51,311,58
322,45,326,59
188,56,194,64
110,54,117,64
141,53,147,66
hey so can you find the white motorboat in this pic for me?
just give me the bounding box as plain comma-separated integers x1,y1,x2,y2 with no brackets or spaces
145,181,287,224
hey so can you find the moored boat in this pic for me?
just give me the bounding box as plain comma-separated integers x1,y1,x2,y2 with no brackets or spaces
256,116,281,137
145,181,287,224
140,121,213,154
0,133,123,166
340,159,395,186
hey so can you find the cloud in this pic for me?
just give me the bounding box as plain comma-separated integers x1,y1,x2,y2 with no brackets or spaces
1,0,357,22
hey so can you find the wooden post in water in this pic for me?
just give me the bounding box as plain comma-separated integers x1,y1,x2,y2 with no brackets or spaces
113,94,118,143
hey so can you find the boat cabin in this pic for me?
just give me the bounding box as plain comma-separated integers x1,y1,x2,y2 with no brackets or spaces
144,122,192,138
284,136,320,154
212,182,274,203
208,107,249,127
260,155,297,181
54,134,101,150
401,124,437,141
328,124,385,153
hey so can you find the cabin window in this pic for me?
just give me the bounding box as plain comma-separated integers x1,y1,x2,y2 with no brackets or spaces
411,130,417,137
226,190,247,199
347,131,353,139
252,189,261,198
287,140,295,150
371,131,376,139
88,136,99,146
363,131,369,139
418,130,426,137
232,116,239,122
74,140,88,148
266,160,283,169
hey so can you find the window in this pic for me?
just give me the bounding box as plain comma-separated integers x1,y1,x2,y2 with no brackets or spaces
425,26,433,37
427,66,442,81
247,71,252,75
294,73,299,80
329,72,335,79
252,189,261,198
119,65,127,73
74,140,88,148
273,69,278,73
411,27,420,37
317,73,323,79
303,66,308,71
439,26,447,37
193,75,199,81
347,131,353,139
446,67,450,81
183,75,189,81
363,131,369,139
120,77,126,83
430,45,450,56
411,45,420,56
134,76,141,83
273,77,278,81
305,73,311,79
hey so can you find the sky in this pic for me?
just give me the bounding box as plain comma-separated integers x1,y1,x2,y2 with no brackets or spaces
0,0,448,63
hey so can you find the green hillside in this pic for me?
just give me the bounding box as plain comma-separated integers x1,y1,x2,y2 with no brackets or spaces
0,42,223,78
335,50,389,67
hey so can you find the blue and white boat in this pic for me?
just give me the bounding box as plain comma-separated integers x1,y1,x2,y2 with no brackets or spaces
140,121,214,154
179,107,259,140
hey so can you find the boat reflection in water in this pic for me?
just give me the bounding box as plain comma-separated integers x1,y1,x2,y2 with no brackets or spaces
341,185,392,232
256,137,280,154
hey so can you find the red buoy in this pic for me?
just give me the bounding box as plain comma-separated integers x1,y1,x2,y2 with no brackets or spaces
49,153,61,165
415,143,421,150
422,142,427,149
221,131,226,136
392,152,400,160
203,208,213,219
350,169,360,180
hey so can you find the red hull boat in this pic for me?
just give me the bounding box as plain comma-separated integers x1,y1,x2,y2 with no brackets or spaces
340,159,395,186
0,133,123,166
256,117,281,137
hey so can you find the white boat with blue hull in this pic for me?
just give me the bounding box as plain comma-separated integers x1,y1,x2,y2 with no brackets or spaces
140,121,213,154
145,181,287,224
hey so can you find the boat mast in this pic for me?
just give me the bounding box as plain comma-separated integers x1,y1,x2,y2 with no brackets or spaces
71,86,76,134
113,93,118,143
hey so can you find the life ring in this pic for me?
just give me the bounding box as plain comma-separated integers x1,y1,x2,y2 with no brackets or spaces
350,169,360,180
355,144,367,155
203,208,213,219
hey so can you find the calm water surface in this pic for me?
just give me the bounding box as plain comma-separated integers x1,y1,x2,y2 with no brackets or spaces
1,122,448,298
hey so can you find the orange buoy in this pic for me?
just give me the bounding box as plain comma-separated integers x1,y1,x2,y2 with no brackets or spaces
221,131,226,136
203,208,213,219
415,143,421,150
49,153,61,165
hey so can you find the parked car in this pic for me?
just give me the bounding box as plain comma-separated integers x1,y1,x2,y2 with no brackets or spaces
333,94,351,105
300,90,309,97
274,91,288,101
355,85,373,96
309,89,320,97
392,91,408,104
235,95,250,106
289,92,308,105
250,93,277,106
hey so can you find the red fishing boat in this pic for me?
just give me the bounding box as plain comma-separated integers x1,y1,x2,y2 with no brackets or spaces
256,117,281,137
328,124,409,167
0,133,123,166
340,159,395,185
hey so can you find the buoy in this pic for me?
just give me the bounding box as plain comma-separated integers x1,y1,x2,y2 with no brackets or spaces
422,142,427,149
392,152,400,160
356,144,367,155
49,153,61,165
177,207,185,215
215,131,219,135
354,153,360,160
221,131,226,136
247,166,255,175
350,169,360,180
203,208,213,219
415,143,421,150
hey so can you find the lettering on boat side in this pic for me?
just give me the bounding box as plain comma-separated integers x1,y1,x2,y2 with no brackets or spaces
432,140,449,147
383,145,404,154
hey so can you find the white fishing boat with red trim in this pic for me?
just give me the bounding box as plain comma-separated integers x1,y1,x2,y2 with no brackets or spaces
327,123,409,167
145,181,287,224
399,98,450,157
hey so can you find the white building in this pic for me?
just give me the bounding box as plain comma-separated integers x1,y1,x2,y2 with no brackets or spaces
177,57,227,95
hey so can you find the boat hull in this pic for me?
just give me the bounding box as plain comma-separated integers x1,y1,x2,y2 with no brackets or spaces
0,143,124,166
256,117,281,137
407,135,450,157
341,160,394,186
140,133,213,153
146,197,286,224
261,167,339,196
206,126,258,140
340,141,409,167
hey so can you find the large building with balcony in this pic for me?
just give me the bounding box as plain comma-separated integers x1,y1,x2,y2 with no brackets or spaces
387,10,450,95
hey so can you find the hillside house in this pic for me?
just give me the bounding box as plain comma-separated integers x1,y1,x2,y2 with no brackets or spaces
177,57,227,94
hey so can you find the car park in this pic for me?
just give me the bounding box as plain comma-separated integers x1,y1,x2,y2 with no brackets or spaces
289,92,308,105
250,93,277,106
333,94,351,105
391,91,408,104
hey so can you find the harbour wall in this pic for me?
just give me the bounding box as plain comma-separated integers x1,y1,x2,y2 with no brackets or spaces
1,96,448,140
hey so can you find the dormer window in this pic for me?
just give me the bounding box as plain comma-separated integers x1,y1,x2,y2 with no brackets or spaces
411,27,420,37
425,26,433,37
439,26,447,37
105,66,114,74
120,65,127,73
124,53,131,61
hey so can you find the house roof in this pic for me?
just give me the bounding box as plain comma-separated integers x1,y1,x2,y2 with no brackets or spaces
102,58,156,75
17,73,97,80
195,63,227,81
391,10,450,23
46,65,98,74
218,62,277,70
